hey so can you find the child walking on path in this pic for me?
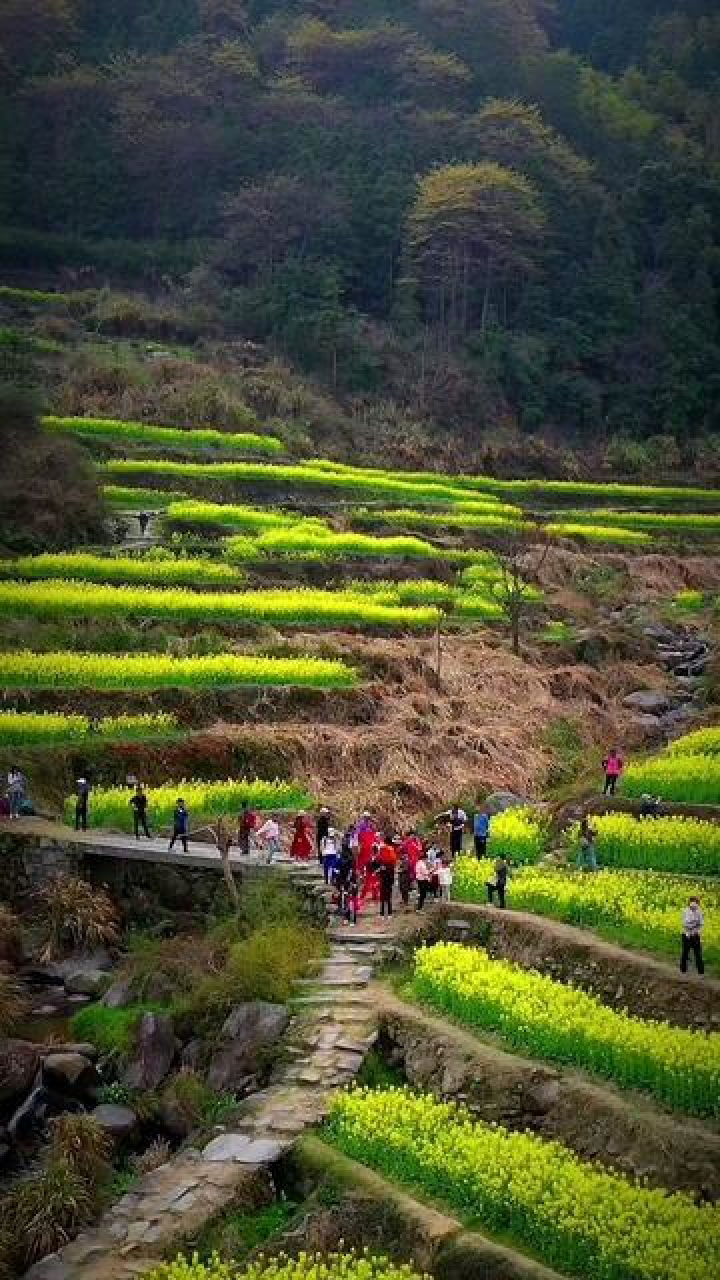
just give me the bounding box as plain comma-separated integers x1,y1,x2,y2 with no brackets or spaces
438,857,453,902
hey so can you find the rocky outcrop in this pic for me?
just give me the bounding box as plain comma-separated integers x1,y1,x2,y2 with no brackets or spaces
42,1051,97,1090
91,1104,138,1140
207,1002,290,1092
123,1013,176,1090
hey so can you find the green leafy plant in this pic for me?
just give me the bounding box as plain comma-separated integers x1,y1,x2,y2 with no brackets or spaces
3,551,244,588
43,415,282,456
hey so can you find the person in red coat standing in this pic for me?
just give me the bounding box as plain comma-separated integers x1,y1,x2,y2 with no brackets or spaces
290,810,313,860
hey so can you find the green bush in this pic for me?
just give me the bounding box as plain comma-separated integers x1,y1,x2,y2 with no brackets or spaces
69,1004,152,1055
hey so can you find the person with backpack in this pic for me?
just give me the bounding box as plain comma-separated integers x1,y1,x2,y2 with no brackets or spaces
168,799,189,852
486,855,509,908
237,799,257,856
602,748,624,795
130,784,151,839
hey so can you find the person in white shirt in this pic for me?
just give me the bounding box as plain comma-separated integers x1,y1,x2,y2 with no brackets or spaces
438,858,453,902
255,815,281,864
321,828,340,884
415,856,432,910
680,897,704,974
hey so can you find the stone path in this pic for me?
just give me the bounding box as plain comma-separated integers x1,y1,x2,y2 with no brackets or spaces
24,868,409,1280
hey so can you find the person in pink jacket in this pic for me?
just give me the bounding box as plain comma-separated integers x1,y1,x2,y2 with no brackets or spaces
602,748,624,795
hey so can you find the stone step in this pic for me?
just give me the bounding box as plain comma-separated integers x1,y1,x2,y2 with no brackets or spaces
328,930,391,945
290,992,374,1007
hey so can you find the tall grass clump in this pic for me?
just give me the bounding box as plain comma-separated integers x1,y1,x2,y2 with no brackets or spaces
1,552,245,588
62,777,311,832
43,415,283,456
0,649,357,691
326,1088,720,1280
36,874,119,960
622,756,720,806
0,579,438,630
0,710,179,749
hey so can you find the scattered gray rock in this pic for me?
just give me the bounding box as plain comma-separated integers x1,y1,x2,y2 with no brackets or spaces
101,977,133,1009
54,1042,99,1060
485,790,527,813
622,690,671,715
91,1104,138,1139
122,1013,176,1090
207,1002,289,1093
202,1133,286,1164
64,969,110,998
0,1039,41,1105
43,1052,97,1090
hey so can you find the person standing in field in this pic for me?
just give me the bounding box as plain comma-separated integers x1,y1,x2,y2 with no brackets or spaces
437,804,468,858
237,799,257,856
680,897,704,975
130,784,151,839
316,806,331,862
256,813,282,863
473,808,491,859
576,816,598,871
75,777,90,831
602,748,624,795
168,799,189,852
486,854,509,908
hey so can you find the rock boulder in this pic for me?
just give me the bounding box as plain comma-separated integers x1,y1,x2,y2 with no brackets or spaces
122,1012,175,1090
622,690,671,715
207,1002,289,1092
91,1103,137,1139
43,1051,97,1090
0,1039,41,1106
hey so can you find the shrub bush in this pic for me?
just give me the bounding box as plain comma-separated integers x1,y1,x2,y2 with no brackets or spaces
36,875,119,961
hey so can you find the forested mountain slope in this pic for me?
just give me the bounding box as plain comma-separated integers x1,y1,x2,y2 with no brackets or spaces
2,0,719,455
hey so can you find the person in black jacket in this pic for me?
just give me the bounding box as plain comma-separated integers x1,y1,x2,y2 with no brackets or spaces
130,784,151,839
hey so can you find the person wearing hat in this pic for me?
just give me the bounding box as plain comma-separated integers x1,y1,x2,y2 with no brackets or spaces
320,826,340,884
75,776,91,831
316,806,331,863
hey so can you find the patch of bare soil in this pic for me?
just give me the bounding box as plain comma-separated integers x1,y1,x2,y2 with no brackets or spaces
535,546,720,596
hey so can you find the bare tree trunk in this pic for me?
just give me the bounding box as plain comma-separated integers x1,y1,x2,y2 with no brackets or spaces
435,609,442,687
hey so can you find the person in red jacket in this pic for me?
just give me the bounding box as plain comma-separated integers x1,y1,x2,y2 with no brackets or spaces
290,810,313,860
237,800,257,856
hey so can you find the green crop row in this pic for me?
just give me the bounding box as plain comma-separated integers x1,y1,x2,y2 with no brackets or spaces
102,458,499,507
224,527,476,565
347,579,504,619
63,776,309,831
146,1252,429,1280
568,812,720,875
1,552,244,589
623,755,720,806
410,942,719,1116
104,485,187,510
0,711,180,749
351,505,524,531
545,521,652,545
43,414,283,456
555,508,720,533
667,727,720,756
0,580,438,631
0,650,357,692
165,499,304,532
454,859,720,971
326,1088,720,1280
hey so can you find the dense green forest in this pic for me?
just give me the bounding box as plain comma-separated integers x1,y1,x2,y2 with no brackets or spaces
2,0,719,451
